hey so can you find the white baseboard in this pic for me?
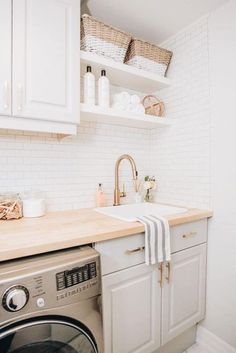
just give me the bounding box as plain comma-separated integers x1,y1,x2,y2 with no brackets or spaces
196,325,236,353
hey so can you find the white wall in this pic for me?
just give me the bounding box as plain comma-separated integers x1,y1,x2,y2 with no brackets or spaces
151,16,211,209
202,0,236,347
0,124,150,211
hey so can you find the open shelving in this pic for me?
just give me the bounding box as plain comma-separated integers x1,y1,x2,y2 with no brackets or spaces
80,51,171,93
80,104,174,129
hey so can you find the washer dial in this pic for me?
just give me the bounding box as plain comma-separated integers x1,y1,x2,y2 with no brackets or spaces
2,285,29,312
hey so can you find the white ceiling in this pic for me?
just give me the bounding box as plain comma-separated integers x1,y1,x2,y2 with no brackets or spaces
81,0,228,44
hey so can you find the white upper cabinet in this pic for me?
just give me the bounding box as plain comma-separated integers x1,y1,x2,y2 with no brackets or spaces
0,0,11,116
12,0,80,124
162,244,207,345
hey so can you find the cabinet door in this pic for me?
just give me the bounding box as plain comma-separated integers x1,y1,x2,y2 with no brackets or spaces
0,0,11,116
102,263,161,353
12,0,80,123
162,244,207,344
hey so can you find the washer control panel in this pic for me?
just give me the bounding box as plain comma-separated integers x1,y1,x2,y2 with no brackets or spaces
56,261,97,291
0,247,100,321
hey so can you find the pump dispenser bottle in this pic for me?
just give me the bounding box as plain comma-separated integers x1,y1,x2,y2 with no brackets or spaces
83,65,95,105
98,70,110,108
96,183,106,207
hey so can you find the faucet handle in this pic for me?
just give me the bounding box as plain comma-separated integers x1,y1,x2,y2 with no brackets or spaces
120,183,126,198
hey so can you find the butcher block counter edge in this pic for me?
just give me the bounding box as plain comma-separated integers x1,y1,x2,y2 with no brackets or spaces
0,207,213,262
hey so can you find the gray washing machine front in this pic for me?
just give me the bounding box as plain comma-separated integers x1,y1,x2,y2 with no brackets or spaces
0,246,103,353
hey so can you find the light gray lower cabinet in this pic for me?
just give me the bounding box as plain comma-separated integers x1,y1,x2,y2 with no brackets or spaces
161,244,206,345
102,263,161,353
95,220,207,353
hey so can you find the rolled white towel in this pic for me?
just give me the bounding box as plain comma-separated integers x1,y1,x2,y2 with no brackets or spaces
130,94,140,106
120,91,131,105
112,102,126,111
112,91,130,111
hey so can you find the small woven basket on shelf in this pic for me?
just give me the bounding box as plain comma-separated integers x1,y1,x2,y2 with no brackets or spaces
81,14,132,63
142,95,165,117
125,39,172,76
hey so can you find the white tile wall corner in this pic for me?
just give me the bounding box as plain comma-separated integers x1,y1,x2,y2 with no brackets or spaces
151,16,211,209
0,123,150,211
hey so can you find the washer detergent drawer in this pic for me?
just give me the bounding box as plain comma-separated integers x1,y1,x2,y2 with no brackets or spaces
95,233,145,275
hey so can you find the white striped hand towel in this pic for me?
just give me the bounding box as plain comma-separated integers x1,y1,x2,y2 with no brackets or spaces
138,215,171,265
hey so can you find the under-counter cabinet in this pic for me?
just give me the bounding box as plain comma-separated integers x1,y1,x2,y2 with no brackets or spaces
162,244,206,345
0,0,80,134
102,263,161,353
96,220,207,353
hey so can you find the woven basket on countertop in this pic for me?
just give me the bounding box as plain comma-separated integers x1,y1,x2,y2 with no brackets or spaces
125,39,173,76
81,14,132,63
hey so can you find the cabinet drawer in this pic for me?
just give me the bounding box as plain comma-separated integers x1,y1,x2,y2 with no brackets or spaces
171,219,207,253
95,234,145,275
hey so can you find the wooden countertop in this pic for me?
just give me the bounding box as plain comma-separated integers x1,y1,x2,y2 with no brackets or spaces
0,207,212,262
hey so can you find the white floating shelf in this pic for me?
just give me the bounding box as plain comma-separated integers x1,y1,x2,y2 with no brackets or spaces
80,51,171,93
80,104,174,129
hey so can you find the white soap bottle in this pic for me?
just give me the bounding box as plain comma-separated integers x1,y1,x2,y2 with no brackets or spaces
83,65,95,105
98,70,110,108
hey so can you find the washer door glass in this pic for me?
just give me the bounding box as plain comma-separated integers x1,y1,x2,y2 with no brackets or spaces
0,319,97,353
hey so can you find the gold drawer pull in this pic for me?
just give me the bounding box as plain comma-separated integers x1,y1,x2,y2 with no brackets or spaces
182,231,197,238
125,246,145,254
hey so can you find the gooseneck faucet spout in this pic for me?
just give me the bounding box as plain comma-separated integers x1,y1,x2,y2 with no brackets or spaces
114,154,138,206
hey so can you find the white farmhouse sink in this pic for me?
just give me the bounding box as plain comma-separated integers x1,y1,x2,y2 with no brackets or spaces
95,203,187,222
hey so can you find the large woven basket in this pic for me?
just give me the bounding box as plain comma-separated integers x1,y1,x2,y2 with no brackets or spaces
125,39,173,76
81,14,132,63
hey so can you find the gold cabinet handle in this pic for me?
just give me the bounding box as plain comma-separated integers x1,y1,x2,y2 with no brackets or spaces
125,246,145,254
182,231,197,238
158,263,164,287
165,262,171,283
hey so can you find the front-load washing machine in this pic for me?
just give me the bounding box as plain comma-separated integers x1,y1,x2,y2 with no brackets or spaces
0,246,103,353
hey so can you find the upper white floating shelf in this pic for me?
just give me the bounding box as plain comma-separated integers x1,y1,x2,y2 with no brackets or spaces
80,51,171,93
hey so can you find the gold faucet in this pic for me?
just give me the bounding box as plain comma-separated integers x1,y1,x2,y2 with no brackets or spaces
114,154,138,206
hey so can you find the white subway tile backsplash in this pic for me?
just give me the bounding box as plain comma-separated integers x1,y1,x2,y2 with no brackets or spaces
0,122,151,210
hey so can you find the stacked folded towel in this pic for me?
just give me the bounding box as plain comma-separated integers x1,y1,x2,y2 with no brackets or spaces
112,92,145,114
138,215,171,265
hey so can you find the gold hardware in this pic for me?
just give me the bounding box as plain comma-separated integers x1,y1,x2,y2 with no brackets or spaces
125,246,145,254
158,263,164,287
182,231,197,238
165,262,171,283
121,183,126,198
114,154,138,206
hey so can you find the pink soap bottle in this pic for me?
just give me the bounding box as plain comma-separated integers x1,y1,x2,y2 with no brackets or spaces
96,183,106,207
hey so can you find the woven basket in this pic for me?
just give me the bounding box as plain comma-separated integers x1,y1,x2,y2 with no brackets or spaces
125,39,172,76
81,14,132,63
